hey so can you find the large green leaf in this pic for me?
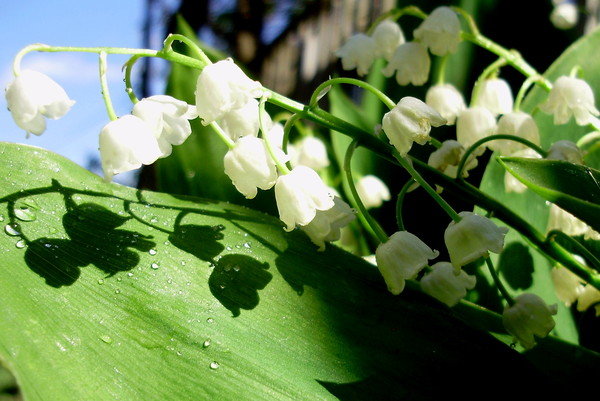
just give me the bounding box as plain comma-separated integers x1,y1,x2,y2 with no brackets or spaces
499,157,600,231
0,142,578,400
478,29,600,343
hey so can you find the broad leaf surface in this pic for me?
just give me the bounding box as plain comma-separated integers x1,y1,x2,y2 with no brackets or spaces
0,142,567,400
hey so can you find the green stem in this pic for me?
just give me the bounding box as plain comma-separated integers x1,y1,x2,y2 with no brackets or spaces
514,75,540,112
124,55,142,104
309,78,396,110
470,57,507,105
451,6,480,36
344,140,388,244
208,122,235,150
260,97,290,175
367,6,427,34
163,33,212,66
99,52,117,121
435,55,448,85
485,258,515,306
546,230,600,272
456,134,547,179
396,180,415,231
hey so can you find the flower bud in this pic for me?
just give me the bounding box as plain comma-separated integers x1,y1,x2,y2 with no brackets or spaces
425,84,466,125
420,262,476,307
291,136,330,171
195,59,262,124
355,175,391,209
473,78,514,116
375,231,439,295
372,20,405,60
428,140,478,179
5,70,75,136
444,212,508,269
546,140,584,164
275,166,335,231
413,6,461,56
217,99,260,140
456,107,497,150
382,42,430,86
335,34,377,76
99,115,163,181
550,3,578,30
540,76,599,126
382,96,446,156
301,196,355,251
489,111,540,155
502,293,557,349
132,95,197,157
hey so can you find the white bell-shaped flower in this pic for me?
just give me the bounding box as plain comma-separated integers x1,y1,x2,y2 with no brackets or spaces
473,78,514,116
217,98,261,141
372,20,405,60
335,33,377,76
223,136,284,199
195,59,263,124
547,203,600,240
132,95,197,157
425,84,466,125
546,140,584,164
504,148,541,193
540,76,599,125
301,196,356,251
428,140,478,179
98,115,163,181
275,166,335,231
355,175,391,209
265,122,285,148
551,265,585,307
489,111,540,155
375,231,439,295
420,262,477,307
5,69,75,136
444,211,509,269
502,293,557,349
456,107,497,150
413,6,461,56
551,3,578,30
382,96,446,156
291,136,330,171
382,42,430,86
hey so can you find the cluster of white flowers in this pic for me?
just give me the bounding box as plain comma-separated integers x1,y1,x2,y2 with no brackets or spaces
552,263,600,315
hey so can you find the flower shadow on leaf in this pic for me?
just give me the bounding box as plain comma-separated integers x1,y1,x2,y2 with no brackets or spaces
498,241,534,290
168,223,225,262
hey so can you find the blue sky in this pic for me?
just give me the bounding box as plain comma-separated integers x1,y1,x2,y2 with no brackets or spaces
0,1,153,184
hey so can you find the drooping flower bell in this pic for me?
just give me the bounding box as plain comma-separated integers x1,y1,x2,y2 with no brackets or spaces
355,175,391,209
547,203,600,240
428,140,478,179
551,265,585,307
274,166,335,231
456,107,497,151
223,136,284,199
301,196,355,251
371,20,405,60
382,96,446,156
540,76,599,125
98,115,163,181
550,2,579,30
132,95,197,157
5,69,75,136
420,262,477,307
488,111,540,155
375,231,439,295
473,78,514,116
425,83,466,125
335,34,377,76
413,6,462,56
382,42,431,86
546,140,584,164
444,211,508,269
502,293,557,349
217,98,261,141
195,58,263,124
291,136,330,171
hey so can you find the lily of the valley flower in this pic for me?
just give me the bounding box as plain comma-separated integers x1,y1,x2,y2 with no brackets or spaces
132,95,197,157
502,293,557,349
372,20,405,60
550,2,579,30
456,107,497,150
335,34,377,76
217,98,261,141
546,140,584,164
413,6,461,56
301,196,355,251
195,58,263,124
99,115,163,181
540,76,599,125
382,42,431,86
425,83,466,125
444,211,508,269
547,203,600,240
223,136,284,199
291,136,330,171
375,231,439,295
473,78,514,116
355,175,391,209
489,111,540,155
382,96,446,156
274,166,335,231
420,262,477,307
5,69,75,136
428,140,478,179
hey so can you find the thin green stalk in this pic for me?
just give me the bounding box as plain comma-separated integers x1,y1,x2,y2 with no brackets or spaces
99,52,117,121
396,180,415,231
344,140,389,244
309,77,396,110
456,134,547,179
208,122,235,150
260,97,290,175
434,55,448,85
163,33,212,66
451,6,480,36
514,75,540,112
485,258,515,306
367,6,427,34
470,57,507,105
124,55,142,104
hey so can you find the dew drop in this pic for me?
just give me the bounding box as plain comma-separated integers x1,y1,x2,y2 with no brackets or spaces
151,263,159,270
203,339,211,348
209,361,220,370
4,224,21,236
114,289,121,294
127,272,134,277
150,217,158,223
100,335,113,344
206,318,214,324
243,242,251,249
180,261,186,266
15,239,26,249
0,215,4,222
149,249,157,256
225,246,232,251
98,279,105,285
